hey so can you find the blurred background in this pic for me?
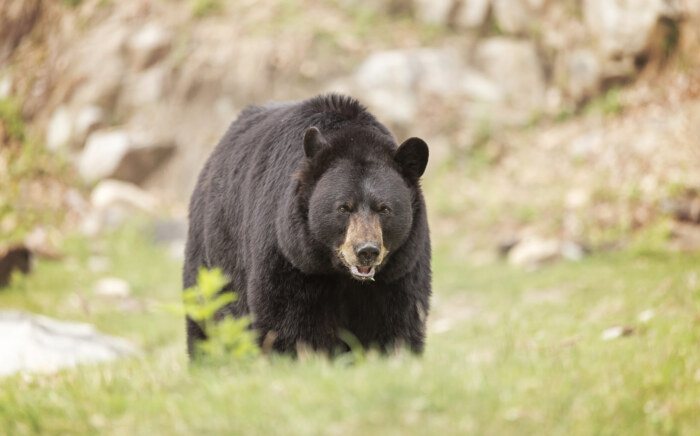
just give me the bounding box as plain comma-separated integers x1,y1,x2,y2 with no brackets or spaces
2,0,700,433
3,0,700,264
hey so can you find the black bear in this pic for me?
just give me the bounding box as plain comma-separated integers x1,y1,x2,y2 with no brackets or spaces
183,94,431,357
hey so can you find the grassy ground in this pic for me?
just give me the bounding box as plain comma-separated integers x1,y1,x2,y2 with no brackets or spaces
1,224,699,435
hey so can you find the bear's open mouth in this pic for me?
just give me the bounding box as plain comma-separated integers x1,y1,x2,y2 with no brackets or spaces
350,265,376,280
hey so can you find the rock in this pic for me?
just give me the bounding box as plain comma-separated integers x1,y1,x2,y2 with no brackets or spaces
0,246,32,288
93,277,131,298
78,130,175,184
637,309,655,323
354,50,419,124
46,106,73,151
459,69,504,102
454,0,491,29
0,74,11,99
583,0,683,58
558,49,601,102
126,23,172,71
79,130,130,183
353,48,471,123
493,0,534,35
508,237,561,268
601,325,635,341
0,311,137,376
122,67,168,108
90,179,158,214
111,138,176,185
560,241,585,261
413,0,454,25
73,106,104,148
475,38,546,113
85,179,156,234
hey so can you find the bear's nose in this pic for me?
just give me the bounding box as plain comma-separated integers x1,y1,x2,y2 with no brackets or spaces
355,242,380,265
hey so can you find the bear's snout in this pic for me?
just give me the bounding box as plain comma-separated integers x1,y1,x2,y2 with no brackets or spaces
355,242,380,265
338,213,389,280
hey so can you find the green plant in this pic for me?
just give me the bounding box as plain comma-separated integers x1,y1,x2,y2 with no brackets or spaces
173,267,259,363
0,98,25,144
586,87,623,117
62,0,83,7
191,0,223,18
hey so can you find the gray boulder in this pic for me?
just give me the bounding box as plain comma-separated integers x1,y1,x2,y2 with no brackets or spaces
454,0,491,29
0,311,137,376
583,0,683,58
475,38,546,113
353,48,477,123
557,49,601,102
78,130,175,184
46,106,73,151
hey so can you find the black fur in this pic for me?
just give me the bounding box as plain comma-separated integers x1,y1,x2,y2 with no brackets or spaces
183,94,431,357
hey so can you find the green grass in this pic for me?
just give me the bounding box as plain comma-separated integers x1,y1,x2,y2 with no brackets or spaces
1,224,700,435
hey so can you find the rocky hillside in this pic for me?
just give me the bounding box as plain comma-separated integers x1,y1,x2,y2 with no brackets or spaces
2,0,699,258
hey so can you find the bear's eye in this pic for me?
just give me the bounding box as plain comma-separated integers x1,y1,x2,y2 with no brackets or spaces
378,205,391,215
337,205,351,214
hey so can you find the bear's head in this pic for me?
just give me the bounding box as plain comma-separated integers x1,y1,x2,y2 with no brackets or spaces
297,126,428,281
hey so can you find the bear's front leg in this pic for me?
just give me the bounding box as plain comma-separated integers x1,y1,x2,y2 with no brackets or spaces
247,258,345,355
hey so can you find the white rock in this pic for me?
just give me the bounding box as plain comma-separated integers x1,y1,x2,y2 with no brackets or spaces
78,130,175,184
0,311,137,377
122,67,168,108
560,49,601,102
493,0,533,35
454,0,491,29
601,325,634,341
73,106,104,147
637,309,655,323
459,69,504,102
127,24,172,71
355,50,416,93
508,237,561,268
475,38,546,112
84,180,158,235
93,277,131,298
561,241,585,261
354,50,420,124
583,0,683,57
354,48,473,123
413,0,454,25
46,106,73,151
90,179,158,213
0,74,11,99
79,130,131,183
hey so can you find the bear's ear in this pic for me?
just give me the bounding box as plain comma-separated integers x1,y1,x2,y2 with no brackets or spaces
303,127,329,159
395,137,429,180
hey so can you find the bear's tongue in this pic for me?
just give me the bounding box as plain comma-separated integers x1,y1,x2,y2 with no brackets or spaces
356,266,372,274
